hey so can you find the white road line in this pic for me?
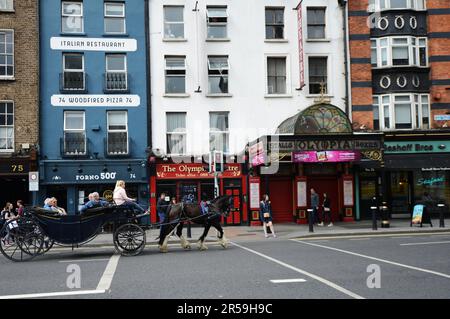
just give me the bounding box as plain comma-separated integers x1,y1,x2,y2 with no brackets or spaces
400,241,450,246
349,238,371,241
390,237,412,239
0,289,105,300
58,258,110,263
270,279,307,284
231,242,364,299
292,240,450,280
96,254,121,291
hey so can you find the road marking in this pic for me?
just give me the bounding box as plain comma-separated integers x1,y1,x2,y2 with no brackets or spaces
400,241,450,246
96,254,120,291
292,240,450,280
0,289,105,300
270,279,307,284
231,242,364,299
349,238,371,241
390,236,412,239
58,258,110,263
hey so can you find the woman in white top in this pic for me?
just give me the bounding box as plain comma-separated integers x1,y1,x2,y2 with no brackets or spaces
113,180,147,213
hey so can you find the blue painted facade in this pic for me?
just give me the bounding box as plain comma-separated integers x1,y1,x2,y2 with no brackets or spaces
38,0,149,214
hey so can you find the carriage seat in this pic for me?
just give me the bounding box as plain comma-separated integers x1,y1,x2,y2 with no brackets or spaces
82,205,113,217
30,206,62,217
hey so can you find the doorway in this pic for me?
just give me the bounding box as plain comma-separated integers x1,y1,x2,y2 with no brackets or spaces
307,177,339,222
223,179,242,225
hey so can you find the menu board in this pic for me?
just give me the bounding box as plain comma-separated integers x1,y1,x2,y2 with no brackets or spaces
412,204,425,224
249,178,261,209
297,180,307,207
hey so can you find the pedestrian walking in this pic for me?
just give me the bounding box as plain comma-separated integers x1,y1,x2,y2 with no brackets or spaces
16,200,25,217
260,194,276,238
311,188,320,225
1,202,17,245
156,193,169,223
322,193,333,227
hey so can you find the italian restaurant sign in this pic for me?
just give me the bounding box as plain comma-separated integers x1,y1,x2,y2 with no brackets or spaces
293,151,361,163
156,164,241,179
51,37,137,52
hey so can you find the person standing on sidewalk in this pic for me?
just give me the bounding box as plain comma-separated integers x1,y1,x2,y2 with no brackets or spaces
157,193,169,224
322,193,333,227
260,194,276,238
311,188,320,226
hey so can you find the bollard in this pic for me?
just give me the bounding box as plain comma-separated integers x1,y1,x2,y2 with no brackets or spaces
187,221,192,238
307,209,314,233
380,202,390,228
438,204,445,228
371,206,378,230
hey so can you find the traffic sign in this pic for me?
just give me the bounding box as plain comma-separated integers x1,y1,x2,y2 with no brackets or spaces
29,171,39,192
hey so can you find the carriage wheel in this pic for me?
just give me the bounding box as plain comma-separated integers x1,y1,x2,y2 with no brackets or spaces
113,223,146,256
0,218,44,262
39,237,54,255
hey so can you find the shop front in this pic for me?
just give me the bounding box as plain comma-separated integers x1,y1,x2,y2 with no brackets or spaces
383,133,450,218
0,154,38,206
149,161,247,226
248,103,384,225
38,160,149,215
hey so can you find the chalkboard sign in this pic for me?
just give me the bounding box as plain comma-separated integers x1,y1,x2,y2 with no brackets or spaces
411,204,433,227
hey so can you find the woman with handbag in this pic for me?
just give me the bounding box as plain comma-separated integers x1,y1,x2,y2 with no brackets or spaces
260,195,276,238
1,202,17,245
322,193,333,227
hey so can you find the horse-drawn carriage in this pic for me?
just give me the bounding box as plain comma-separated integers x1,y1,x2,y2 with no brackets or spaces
0,204,148,262
0,195,233,262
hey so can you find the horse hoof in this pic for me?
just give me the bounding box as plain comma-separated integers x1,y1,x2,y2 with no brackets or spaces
200,244,208,251
159,245,168,253
185,245,191,250
220,242,228,249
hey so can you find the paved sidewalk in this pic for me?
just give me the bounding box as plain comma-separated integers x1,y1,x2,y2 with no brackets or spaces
74,218,450,247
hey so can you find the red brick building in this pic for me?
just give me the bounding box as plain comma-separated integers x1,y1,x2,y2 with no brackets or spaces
0,0,39,206
348,0,450,219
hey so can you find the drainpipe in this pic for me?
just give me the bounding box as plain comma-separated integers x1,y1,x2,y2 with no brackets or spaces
339,0,351,118
145,0,152,151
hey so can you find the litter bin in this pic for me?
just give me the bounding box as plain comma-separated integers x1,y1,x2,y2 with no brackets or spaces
380,202,390,228
438,203,446,228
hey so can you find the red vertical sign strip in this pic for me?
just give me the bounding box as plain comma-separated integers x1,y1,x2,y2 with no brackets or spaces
296,1,305,90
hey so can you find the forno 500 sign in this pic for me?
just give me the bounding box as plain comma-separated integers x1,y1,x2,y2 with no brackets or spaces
76,172,117,181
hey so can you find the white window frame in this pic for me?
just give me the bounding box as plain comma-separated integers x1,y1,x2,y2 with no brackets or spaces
165,56,186,94
373,93,430,131
105,54,128,91
372,36,428,68
0,100,14,152
265,7,285,40
306,7,327,40
63,53,85,90
163,5,185,40
368,0,426,11
265,55,290,96
209,112,229,154
61,1,84,34
206,6,228,40
107,111,129,155
104,2,126,35
0,29,14,79
166,112,187,156
0,0,14,11
63,111,86,155
207,56,229,94
306,55,330,96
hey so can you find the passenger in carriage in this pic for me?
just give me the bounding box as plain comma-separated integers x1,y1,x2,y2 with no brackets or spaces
45,197,67,216
80,192,109,214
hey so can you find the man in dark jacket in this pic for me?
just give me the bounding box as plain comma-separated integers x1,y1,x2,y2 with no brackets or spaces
157,193,169,224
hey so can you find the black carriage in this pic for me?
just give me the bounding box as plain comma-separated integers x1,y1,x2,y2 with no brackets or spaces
0,205,148,262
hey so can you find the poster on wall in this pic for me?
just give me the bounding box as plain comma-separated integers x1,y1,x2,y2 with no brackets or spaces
249,178,260,210
297,180,307,207
343,180,354,206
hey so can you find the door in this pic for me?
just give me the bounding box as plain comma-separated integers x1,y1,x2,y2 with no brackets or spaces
307,177,339,222
388,171,413,217
178,182,199,203
224,182,242,225
266,178,294,223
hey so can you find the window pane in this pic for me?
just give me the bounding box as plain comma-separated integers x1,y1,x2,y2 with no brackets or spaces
208,25,227,38
392,47,409,65
166,76,185,94
307,8,325,24
108,112,127,128
63,2,81,15
105,18,125,33
106,55,125,71
166,58,185,69
105,3,124,16
64,55,83,70
167,113,186,132
65,112,84,130
209,76,228,94
308,26,325,39
207,7,227,18
167,134,185,154
395,101,412,129
164,6,183,22
390,0,408,8
164,23,184,38
210,113,229,131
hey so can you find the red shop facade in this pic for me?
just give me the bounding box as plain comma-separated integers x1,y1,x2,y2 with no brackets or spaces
148,160,248,226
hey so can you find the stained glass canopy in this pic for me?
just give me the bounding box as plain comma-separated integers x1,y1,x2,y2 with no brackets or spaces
276,103,353,135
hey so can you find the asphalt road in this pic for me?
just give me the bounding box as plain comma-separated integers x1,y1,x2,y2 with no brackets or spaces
1,233,450,299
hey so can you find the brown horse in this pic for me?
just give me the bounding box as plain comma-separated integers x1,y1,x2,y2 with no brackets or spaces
158,195,233,253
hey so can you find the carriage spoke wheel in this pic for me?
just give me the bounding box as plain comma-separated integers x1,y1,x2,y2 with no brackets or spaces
113,223,146,256
0,218,45,262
